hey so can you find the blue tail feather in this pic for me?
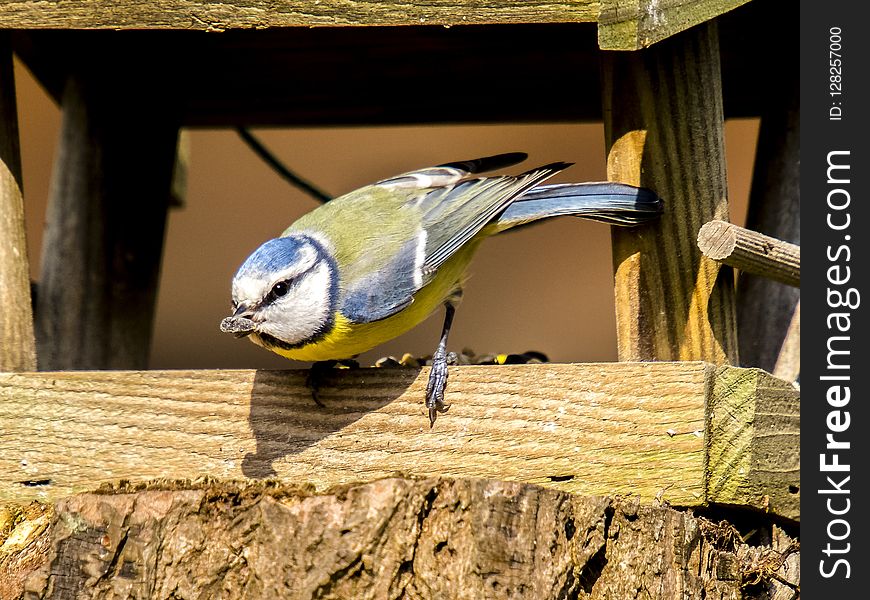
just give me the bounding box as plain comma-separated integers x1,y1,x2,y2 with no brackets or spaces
494,182,663,231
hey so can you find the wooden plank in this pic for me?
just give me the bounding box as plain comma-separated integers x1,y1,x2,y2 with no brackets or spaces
707,366,800,521
598,0,751,50
0,33,36,372
603,22,738,364
0,0,598,29
11,6,786,129
0,362,800,520
34,72,179,370
697,220,800,287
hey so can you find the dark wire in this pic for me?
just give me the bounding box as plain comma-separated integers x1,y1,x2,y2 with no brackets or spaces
235,127,332,203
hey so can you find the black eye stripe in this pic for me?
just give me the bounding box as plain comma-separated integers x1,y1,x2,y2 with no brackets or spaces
259,238,331,308
266,278,293,303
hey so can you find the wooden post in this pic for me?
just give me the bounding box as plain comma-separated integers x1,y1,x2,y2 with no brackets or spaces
602,22,737,364
0,35,37,372
737,68,799,372
35,72,179,370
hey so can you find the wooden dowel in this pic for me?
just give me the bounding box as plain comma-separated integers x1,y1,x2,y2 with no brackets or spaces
697,220,799,287
0,36,37,372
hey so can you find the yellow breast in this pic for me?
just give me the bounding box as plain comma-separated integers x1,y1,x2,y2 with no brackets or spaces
263,240,479,362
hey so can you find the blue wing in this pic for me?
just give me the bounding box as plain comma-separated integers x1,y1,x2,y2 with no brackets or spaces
339,154,569,324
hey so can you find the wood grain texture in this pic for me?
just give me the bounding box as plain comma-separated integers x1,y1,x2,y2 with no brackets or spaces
698,220,800,287
1,364,710,507
0,0,598,29
0,34,37,372
707,366,800,521
0,363,800,520
603,22,738,365
598,0,751,49
35,73,179,370
15,479,801,599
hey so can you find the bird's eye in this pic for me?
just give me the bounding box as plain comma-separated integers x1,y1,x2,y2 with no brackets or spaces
271,281,289,298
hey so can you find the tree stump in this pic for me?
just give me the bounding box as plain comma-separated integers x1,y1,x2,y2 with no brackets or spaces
3,478,799,599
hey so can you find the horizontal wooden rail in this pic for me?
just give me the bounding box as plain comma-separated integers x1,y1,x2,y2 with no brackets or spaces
0,0,749,50
0,363,799,520
697,219,800,286
0,0,599,29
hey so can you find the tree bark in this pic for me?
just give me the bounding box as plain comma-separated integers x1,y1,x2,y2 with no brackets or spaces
11,478,799,599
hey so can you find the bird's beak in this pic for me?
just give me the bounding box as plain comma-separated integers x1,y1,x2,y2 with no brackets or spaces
220,304,256,338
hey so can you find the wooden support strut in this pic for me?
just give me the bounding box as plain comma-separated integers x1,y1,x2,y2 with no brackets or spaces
603,22,738,364
35,71,179,370
0,35,37,372
737,62,799,372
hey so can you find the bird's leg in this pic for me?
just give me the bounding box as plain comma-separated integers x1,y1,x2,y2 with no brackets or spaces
306,360,337,407
306,358,360,406
426,302,457,427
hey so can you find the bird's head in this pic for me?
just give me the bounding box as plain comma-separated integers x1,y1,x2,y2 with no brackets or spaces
220,235,337,349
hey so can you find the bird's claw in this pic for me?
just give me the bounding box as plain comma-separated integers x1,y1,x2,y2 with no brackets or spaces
426,351,453,427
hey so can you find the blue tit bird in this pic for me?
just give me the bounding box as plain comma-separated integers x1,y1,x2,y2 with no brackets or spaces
220,152,662,425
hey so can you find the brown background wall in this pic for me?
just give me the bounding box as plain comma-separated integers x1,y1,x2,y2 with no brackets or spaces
14,58,758,370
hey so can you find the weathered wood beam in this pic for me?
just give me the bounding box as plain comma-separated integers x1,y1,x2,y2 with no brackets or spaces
707,365,800,516
603,22,738,364
598,0,751,50
0,0,598,29
11,3,789,129
0,33,37,372
697,220,800,287
34,72,179,370
737,59,799,372
13,479,801,598
0,363,800,520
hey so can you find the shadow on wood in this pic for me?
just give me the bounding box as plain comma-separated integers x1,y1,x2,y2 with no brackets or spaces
240,369,414,478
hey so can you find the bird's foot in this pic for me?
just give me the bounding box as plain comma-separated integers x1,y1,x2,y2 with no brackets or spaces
305,359,360,407
426,351,456,427
306,358,359,406
306,360,336,407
